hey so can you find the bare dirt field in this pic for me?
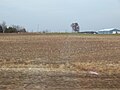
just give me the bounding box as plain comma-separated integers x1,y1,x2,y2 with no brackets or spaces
0,33,120,90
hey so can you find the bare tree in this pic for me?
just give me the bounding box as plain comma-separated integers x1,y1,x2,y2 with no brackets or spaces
1,21,7,33
71,23,80,33
12,25,26,32
12,25,21,31
0,25,3,33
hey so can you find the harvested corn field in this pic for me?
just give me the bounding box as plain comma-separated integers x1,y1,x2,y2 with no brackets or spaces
0,33,120,90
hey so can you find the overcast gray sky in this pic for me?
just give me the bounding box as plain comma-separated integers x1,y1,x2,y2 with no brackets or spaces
0,0,120,32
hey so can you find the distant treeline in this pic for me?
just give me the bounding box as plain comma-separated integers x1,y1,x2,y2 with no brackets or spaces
0,21,26,33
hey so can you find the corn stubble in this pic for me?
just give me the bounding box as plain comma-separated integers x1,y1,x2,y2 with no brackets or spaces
0,34,120,89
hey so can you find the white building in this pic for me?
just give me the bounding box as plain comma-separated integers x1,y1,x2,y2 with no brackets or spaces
98,28,120,34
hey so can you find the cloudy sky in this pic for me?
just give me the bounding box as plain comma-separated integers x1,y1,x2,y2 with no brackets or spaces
0,0,120,32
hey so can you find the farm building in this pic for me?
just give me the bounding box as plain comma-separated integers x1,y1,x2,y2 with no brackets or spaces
98,28,120,34
80,31,98,34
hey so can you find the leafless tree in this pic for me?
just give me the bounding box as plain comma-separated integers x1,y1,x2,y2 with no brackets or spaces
12,25,26,32
1,21,7,33
71,23,80,33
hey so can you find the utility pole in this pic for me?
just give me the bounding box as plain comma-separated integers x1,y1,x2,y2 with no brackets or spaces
37,24,39,32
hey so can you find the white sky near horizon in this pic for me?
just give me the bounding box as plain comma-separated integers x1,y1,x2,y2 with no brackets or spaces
0,0,120,32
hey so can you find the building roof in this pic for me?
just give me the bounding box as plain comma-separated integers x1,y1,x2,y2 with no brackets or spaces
98,28,115,32
99,28,115,31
